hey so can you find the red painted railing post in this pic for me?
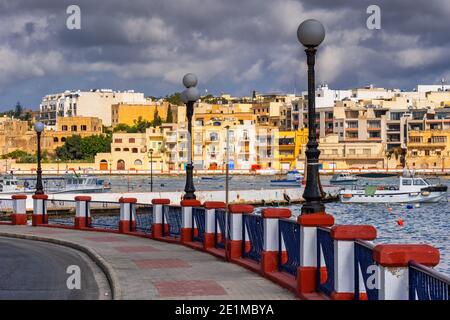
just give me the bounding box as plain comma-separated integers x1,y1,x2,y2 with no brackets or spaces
11,194,27,225
260,208,291,274
151,199,170,239
74,196,92,229
296,213,334,296
227,204,254,260
119,197,137,233
203,201,226,250
329,225,377,300
32,194,48,226
180,199,202,243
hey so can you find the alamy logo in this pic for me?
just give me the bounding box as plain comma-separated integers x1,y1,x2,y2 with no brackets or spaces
66,5,81,30
365,265,379,289
366,5,381,30
66,265,81,290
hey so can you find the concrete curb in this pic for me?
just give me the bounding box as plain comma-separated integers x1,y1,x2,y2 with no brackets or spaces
0,231,122,300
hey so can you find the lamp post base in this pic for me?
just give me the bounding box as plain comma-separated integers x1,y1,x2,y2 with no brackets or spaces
183,163,196,200
301,201,325,215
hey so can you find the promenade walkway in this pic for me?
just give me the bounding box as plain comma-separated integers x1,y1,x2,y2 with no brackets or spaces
0,225,296,300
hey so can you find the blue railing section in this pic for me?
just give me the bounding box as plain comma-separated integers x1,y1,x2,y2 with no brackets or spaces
317,227,334,296
163,205,182,238
409,261,450,300
89,201,121,230
192,207,206,243
278,219,300,276
135,204,153,234
242,214,264,262
46,200,77,226
214,208,227,249
354,240,379,300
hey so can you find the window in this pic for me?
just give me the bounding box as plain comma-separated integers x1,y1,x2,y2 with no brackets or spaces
413,179,426,186
134,159,142,165
123,148,130,152
71,125,77,131
62,125,68,131
115,148,121,151
402,179,412,185
129,138,135,143
425,150,430,156
132,148,138,153
348,149,355,155
363,149,371,156
53,137,59,142
114,138,122,143
81,125,87,131
61,137,66,142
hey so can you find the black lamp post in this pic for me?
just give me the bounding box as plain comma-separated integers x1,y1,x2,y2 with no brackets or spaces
297,19,326,214
181,73,200,200
34,121,45,195
149,148,154,192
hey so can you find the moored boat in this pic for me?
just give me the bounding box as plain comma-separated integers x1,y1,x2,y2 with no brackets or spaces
330,172,358,184
270,170,303,187
339,176,447,203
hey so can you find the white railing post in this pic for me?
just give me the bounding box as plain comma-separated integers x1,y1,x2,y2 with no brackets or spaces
11,194,27,225
119,197,137,233
227,204,254,260
74,196,91,229
32,194,48,226
151,199,170,239
203,201,226,250
180,199,202,243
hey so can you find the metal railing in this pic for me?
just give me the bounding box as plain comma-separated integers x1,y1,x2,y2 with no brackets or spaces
0,198,15,217
192,207,206,243
89,200,121,230
278,218,300,277
409,261,450,300
162,205,182,238
214,208,227,249
354,240,379,300
46,199,77,226
242,214,264,263
135,203,153,235
317,227,334,296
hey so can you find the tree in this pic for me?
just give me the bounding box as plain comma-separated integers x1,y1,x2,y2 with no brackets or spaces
152,109,162,127
14,102,23,118
165,92,183,106
55,135,83,160
113,123,132,133
80,135,112,161
166,106,173,123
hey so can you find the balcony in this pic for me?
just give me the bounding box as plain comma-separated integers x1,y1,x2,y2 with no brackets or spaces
345,127,358,132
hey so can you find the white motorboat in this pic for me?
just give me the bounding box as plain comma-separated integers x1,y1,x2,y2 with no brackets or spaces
258,169,279,176
339,176,447,203
270,170,304,187
330,172,358,184
0,174,111,194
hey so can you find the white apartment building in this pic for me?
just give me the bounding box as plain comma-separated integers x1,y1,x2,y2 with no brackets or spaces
39,89,149,128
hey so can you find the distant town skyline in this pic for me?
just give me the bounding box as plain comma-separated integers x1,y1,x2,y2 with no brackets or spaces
0,0,449,110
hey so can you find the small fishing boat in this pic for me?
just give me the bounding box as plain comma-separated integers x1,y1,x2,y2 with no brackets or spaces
339,176,447,203
270,170,303,187
330,173,358,184
0,174,111,194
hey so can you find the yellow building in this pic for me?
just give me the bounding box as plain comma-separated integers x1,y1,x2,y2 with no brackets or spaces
111,102,170,127
275,128,308,170
407,130,450,169
47,116,103,149
302,134,385,170
94,127,165,171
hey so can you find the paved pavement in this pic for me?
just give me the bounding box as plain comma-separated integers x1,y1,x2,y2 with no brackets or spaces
0,225,297,300
0,236,111,300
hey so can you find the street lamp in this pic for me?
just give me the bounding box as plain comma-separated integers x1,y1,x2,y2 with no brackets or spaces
149,148,154,192
297,19,326,214
181,73,200,200
34,121,45,195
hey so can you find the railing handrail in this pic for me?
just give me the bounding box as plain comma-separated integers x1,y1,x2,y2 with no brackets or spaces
317,226,332,233
409,260,450,285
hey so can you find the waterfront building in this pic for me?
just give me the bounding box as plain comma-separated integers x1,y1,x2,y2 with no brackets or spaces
275,128,308,170
111,101,171,127
304,134,385,170
46,116,103,149
407,129,450,169
39,89,148,127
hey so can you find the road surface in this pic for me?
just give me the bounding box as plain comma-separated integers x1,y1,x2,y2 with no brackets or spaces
0,236,111,299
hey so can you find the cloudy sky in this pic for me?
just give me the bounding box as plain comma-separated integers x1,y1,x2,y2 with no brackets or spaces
0,0,449,110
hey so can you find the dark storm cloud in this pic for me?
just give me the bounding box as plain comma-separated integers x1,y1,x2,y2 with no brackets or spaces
0,0,449,109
